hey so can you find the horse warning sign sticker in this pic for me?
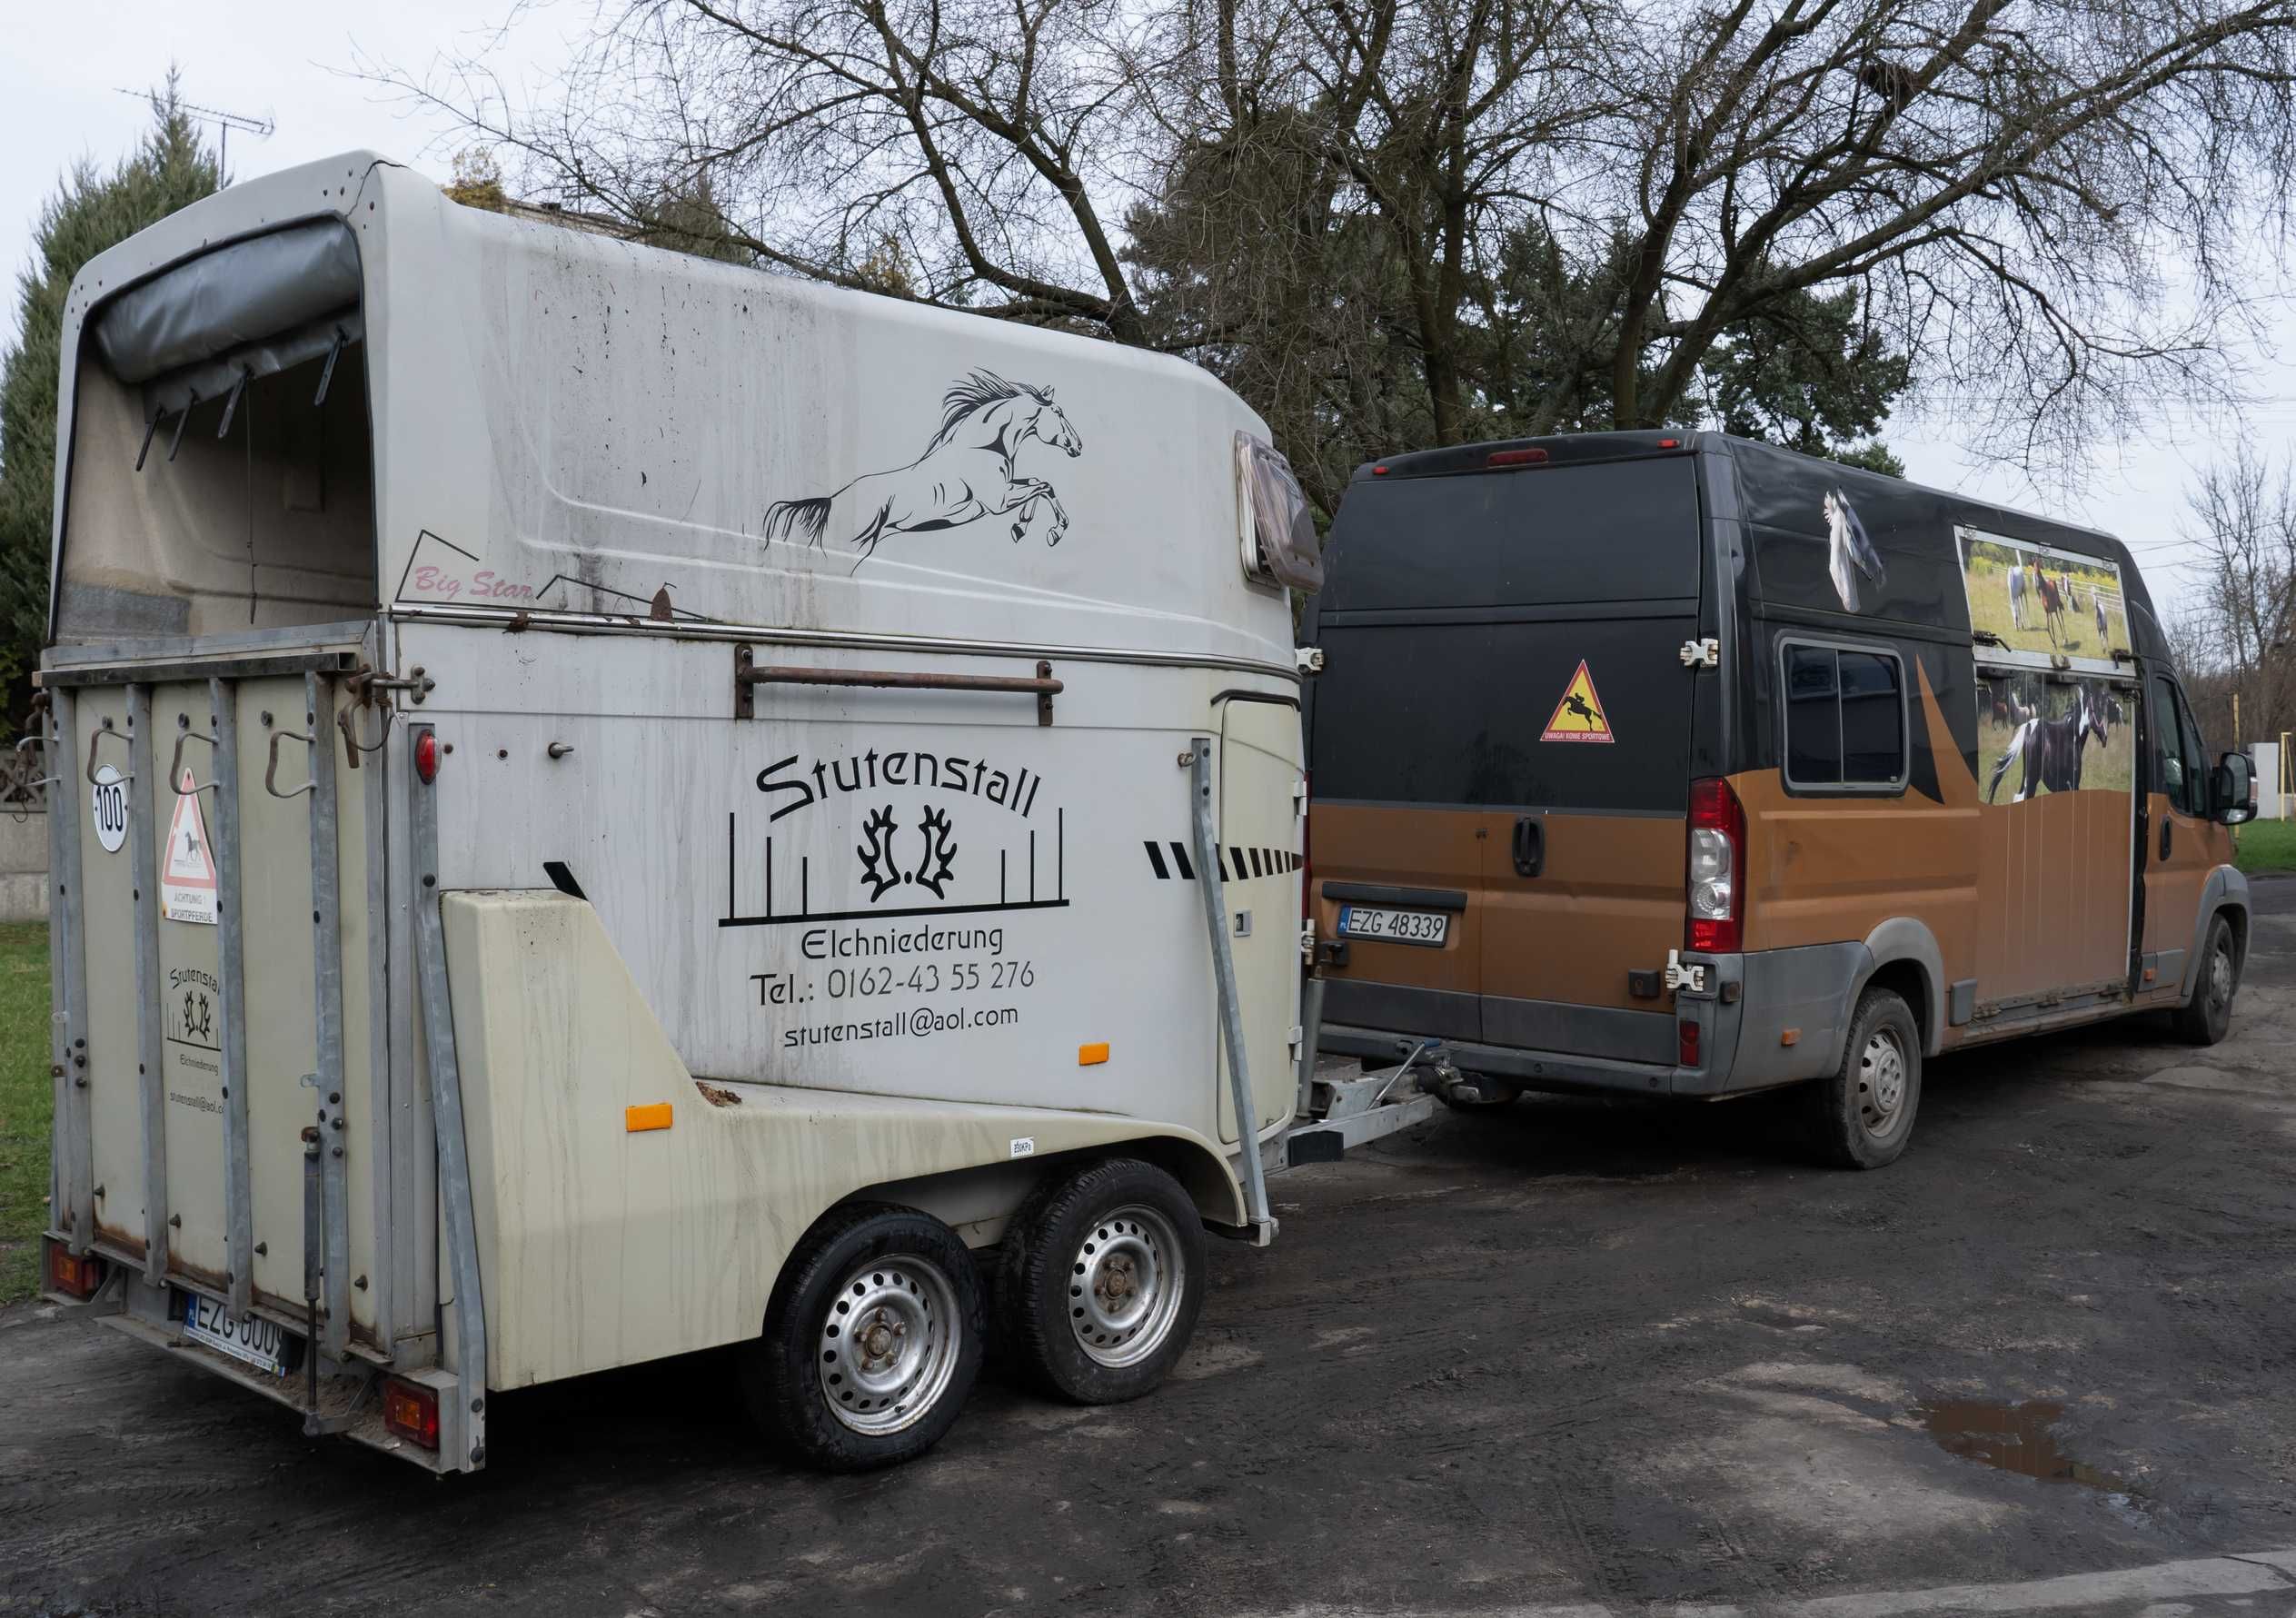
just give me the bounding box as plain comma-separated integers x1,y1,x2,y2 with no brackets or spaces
1540,660,1615,744
162,768,219,926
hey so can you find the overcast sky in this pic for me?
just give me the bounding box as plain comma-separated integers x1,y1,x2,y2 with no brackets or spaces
5,0,2293,633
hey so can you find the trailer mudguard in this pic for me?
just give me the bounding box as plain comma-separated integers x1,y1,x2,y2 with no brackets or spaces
439,889,1246,1390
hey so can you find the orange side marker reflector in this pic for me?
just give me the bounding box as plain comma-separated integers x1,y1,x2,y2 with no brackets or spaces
1780,1027,1800,1047
625,1102,673,1132
1078,1043,1110,1067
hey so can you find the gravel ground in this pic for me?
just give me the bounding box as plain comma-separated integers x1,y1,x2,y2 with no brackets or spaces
5,879,2293,1617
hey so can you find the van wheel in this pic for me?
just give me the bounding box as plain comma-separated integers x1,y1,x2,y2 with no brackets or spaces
740,1203,983,1472
1806,988,1922,1170
2174,914,2239,1046
999,1158,1206,1405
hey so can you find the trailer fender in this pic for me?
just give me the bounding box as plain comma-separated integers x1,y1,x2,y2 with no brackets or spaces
438,889,1246,1390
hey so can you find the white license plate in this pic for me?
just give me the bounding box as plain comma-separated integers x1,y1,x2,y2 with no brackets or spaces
181,1292,292,1376
1337,904,1450,947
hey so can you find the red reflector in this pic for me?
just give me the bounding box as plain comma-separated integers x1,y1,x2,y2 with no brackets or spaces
1678,1019,1701,1067
383,1377,441,1450
47,1244,104,1300
1487,447,1549,467
414,730,440,785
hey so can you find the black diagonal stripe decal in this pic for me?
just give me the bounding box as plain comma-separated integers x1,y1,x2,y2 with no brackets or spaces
1169,841,1195,880
1144,840,1170,880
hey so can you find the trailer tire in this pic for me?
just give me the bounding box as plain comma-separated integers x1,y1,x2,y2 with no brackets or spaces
741,1202,984,1472
1000,1158,1206,1405
1804,988,1922,1170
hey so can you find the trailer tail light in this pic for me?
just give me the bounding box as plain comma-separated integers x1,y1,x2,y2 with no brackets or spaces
413,730,441,784
1685,777,1744,954
1678,1018,1701,1067
47,1243,104,1300
383,1377,441,1449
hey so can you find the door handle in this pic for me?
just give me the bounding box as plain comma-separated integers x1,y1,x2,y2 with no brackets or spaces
1511,815,1544,878
2160,815,2172,861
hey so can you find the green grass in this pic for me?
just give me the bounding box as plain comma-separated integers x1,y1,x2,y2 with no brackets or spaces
0,922,50,1303
2236,817,2296,875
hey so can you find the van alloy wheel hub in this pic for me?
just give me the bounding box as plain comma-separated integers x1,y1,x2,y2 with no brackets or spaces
1068,1205,1187,1369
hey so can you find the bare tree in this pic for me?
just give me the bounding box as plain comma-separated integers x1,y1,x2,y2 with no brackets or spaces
2178,443,2296,745
371,0,2296,492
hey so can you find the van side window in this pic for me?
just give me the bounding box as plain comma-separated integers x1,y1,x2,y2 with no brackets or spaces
2175,683,2210,815
1781,640,1907,792
2150,676,2197,814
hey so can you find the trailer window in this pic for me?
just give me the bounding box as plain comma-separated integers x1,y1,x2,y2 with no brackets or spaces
1781,640,1906,792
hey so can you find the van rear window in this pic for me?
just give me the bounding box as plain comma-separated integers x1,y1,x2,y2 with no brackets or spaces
1322,458,1700,610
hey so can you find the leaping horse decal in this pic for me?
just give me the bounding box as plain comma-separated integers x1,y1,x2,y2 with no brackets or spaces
762,371,1083,561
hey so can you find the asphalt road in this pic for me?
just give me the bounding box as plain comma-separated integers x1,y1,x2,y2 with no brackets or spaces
6,879,2296,1617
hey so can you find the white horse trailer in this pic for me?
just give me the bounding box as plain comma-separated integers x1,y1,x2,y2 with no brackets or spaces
35,153,1412,1473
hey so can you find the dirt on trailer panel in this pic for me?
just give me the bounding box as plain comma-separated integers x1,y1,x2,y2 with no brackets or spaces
5,882,2296,1617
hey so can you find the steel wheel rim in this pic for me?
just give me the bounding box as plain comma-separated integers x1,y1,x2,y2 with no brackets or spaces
818,1255,962,1435
1067,1204,1186,1368
2208,940,2234,1016
1857,1028,1908,1137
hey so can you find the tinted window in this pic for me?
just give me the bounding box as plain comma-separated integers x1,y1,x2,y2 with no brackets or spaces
1322,458,1700,611
1781,640,1905,790
2150,677,2194,814
2176,685,2210,815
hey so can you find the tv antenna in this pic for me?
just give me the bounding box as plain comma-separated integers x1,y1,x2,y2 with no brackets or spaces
115,89,274,181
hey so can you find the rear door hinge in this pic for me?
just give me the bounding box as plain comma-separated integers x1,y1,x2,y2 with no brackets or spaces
1292,777,1308,811
1296,646,1326,675
1679,637,1720,670
1663,948,1706,994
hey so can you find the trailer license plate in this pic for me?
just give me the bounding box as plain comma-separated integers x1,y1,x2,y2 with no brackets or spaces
1337,904,1449,947
181,1292,291,1376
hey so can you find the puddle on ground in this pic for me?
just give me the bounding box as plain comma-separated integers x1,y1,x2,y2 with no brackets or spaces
1916,1398,2138,1496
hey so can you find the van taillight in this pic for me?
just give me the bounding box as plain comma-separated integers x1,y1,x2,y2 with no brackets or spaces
47,1243,104,1300
1685,777,1744,954
383,1377,441,1449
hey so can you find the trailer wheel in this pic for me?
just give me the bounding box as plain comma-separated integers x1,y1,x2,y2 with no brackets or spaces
1804,988,1922,1170
741,1203,983,1472
1000,1158,1206,1405
2172,913,2238,1046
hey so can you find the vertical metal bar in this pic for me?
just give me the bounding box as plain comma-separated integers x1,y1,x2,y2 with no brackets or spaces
410,721,488,1470
1296,975,1327,1124
1190,738,1273,1238
49,690,96,1254
127,685,168,1283
210,677,253,1315
361,663,395,1351
307,673,351,1356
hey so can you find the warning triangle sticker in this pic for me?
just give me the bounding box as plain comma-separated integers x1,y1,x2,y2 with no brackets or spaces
162,768,219,925
1540,660,1615,744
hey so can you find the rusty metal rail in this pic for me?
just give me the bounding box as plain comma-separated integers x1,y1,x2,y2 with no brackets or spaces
734,643,1060,724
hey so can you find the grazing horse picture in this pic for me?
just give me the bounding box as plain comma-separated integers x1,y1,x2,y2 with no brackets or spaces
1984,685,2114,802
2034,570,2067,647
1824,489,1885,611
2006,561,2030,629
2094,590,2109,643
763,371,1084,561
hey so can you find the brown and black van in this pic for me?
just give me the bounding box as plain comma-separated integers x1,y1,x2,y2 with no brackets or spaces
1302,432,2258,1167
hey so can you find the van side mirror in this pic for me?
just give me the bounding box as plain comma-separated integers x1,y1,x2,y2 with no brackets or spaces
2212,750,2257,825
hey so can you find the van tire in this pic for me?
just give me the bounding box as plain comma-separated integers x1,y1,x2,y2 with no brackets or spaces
2173,913,2239,1046
999,1157,1206,1405
1805,988,1922,1170
740,1203,984,1472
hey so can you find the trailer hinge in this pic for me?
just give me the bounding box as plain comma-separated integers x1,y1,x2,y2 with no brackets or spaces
1663,948,1706,994
1678,637,1720,669
1292,778,1308,811
1296,646,1326,675
1298,920,1317,964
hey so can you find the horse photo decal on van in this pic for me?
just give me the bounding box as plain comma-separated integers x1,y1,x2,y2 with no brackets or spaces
1978,673,2132,802
1824,488,1885,611
1959,528,2128,665
761,370,1084,561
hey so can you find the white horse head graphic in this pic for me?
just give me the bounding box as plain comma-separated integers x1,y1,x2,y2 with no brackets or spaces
1824,488,1885,612
763,371,1084,560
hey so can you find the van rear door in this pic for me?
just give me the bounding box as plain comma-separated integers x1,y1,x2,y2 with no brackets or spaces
1309,447,1702,1072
